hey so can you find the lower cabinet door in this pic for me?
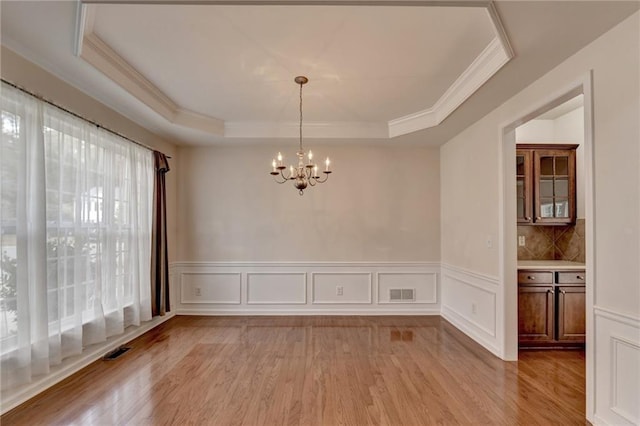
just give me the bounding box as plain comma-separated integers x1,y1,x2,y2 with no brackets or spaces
518,285,555,343
557,285,586,342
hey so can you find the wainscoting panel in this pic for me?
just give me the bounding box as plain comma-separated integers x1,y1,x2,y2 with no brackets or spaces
311,272,372,304
440,264,501,356
377,272,437,304
170,262,440,315
180,272,241,304
593,306,640,425
247,273,307,305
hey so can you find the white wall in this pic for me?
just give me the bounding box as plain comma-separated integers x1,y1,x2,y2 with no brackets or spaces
441,11,639,424
174,143,441,315
177,144,440,262
516,119,555,142
516,105,586,218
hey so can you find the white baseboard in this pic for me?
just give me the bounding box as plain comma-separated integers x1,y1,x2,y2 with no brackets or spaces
440,263,502,357
0,312,175,415
441,305,502,356
177,308,441,316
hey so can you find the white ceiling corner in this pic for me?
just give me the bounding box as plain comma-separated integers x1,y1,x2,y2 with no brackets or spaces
388,37,510,137
71,1,513,142
79,6,225,136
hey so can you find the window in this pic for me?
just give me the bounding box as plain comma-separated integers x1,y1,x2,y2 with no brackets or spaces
0,109,20,344
0,82,153,390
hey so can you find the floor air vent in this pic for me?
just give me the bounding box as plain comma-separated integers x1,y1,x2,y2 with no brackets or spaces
103,346,131,361
389,288,416,302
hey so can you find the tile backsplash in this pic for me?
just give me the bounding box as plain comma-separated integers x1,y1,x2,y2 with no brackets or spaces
517,219,585,263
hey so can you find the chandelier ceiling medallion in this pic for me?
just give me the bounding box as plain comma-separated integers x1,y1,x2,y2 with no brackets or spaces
270,76,332,196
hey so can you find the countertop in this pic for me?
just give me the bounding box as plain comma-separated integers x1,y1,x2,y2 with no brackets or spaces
518,260,585,271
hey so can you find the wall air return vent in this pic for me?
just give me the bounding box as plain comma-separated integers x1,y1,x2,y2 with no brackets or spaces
389,288,416,302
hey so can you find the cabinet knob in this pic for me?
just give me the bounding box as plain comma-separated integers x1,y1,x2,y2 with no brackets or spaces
527,276,535,280
524,216,531,221
561,290,566,295
536,216,541,221
547,289,554,294
576,275,584,280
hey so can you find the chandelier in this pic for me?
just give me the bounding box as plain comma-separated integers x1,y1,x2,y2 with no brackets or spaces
270,76,332,195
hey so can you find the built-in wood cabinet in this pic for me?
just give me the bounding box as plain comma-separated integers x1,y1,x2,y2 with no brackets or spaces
518,285,555,343
516,144,578,225
518,269,585,348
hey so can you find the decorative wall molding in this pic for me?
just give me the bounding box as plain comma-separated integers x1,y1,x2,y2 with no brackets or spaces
594,306,640,425
440,262,500,285
610,336,640,424
594,305,640,328
311,272,373,304
247,272,307,304
180,272,241,304
440,264,501,357
172,261,441,268
170,261,439,315
75,1,513,139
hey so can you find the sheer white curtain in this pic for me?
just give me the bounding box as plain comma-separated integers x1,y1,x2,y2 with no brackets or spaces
0,83,153,391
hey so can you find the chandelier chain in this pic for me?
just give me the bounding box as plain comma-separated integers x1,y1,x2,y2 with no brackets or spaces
299,80,303,152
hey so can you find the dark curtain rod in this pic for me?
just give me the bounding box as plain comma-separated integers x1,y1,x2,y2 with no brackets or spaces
1,78,171,159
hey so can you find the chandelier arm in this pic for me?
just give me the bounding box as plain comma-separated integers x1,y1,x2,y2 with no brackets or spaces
272,174,288,184
315,173,330,184
280,168,294,182
308,178,317,186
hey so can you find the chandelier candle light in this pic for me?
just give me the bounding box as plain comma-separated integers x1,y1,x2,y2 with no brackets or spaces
270,76,331,195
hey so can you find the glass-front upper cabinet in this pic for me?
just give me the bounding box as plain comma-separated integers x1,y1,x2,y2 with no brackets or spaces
516,150,532,224
516,144,577,225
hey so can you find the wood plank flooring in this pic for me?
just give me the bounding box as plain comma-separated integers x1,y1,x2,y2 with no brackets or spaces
2,316,586,425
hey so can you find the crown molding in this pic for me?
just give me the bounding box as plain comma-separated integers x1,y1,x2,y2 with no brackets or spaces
73,1,86,56
81,1,492,5
78,6,225,135
75,1,512,140
486,0,514,59
388,37,510,137
224,121,389,139
174,109,225,136
81,31,179,118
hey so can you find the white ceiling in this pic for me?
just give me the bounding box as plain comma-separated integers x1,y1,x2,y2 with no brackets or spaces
93,5,494,122
1,1,638,146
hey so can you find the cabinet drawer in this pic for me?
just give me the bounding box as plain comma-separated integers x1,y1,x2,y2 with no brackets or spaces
518,271,553,284
557,271,586,284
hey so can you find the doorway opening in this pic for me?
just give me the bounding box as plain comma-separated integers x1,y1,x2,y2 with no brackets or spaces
500,74,594,418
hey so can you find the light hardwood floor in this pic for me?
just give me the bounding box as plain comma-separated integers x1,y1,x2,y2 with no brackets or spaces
2,316,586,425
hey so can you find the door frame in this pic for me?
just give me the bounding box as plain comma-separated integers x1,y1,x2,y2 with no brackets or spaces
498,71,595,419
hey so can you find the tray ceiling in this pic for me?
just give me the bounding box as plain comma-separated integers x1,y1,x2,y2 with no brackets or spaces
2,1,638,146
75,1,512,140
